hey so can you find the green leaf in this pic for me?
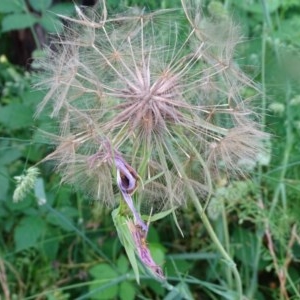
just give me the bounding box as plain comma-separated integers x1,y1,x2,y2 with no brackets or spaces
232,227,259,268
0,200,9,218
28,0,52,12
0,103,33,130
39,14,63,33
23,144,45,162
119,281,135,300
50,3,75,16
88,281,119,300
0,0,24,13
164,259,191,277
148,243,166,266
117,254,129,274
59,206,79,218
165,282,193,300
0,167,9,200
143,278,165,296
5,196,33,212
22,89,45,107
0,148,22,166
112,207,140,283
89,264,119,300
46,206,78,232
34,178,47,205
39,228,60,260
14,215,47,251
147,206,175,222
89,264,118,279
1,13,37,32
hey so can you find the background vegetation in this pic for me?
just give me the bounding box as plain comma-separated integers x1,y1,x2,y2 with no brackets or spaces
1,0,300,299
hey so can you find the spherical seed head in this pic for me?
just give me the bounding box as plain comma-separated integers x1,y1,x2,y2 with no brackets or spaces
35,3,267,208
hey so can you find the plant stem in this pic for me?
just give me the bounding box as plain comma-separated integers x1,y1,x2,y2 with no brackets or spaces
172,135,243,300
22,2,42,50
188,186,243,299
246,231,263,299
220,198,233,289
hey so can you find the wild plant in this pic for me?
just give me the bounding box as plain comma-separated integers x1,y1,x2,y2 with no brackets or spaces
21,0,267,296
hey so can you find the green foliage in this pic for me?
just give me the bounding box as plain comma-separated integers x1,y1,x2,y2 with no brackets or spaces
88,264,120,299
14,215,47,251
1,0,300,299
0,0,75,48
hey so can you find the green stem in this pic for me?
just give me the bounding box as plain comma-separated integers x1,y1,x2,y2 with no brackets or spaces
220,198,233,289
167,133,243,299
188,185,243,299
248,17,267,299
161,138,243,299
22,2,42,50
286,271,300,299
246,231,263,299
30,26,42,50
261,23,267,130
76,193,88,257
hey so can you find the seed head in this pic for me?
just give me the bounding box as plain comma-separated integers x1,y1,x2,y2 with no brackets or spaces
13,167,40,202
35,1,267,208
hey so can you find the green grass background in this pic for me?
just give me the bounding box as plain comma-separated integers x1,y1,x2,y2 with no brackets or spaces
1,0,300,299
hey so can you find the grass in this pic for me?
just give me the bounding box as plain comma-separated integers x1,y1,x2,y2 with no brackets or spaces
1,0,300,299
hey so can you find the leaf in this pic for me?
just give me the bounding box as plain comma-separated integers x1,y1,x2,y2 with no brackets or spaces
50,3,75,16
112,207,140,283
0,148,22,166
164,259,191,277
59,206,79,218
34,177,47,205
89,264,118,279
148,243,166,266
1,13,37,32
119,281,135,300
117,254,129,274
46,206,78,232
88,264,119,300
22,89,45,107
146,206,176,222
39,228,60,260
23,144,45,162
0,0,24,13
5,196,33,212
0,167,9,200
164,282,194,300
28,0,52,12
39,14,63,33
232,227,259,268
0,201,9,218
14,215,47,251
0,103,33,129
88,281,119,300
